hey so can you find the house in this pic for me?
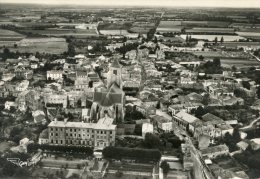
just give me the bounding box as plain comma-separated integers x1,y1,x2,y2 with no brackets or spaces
47,70,63,80
14,69,33,80
250,138,260,150
201,144,229,159
150,115,173,132
44,92,68,108
82,108,91,122
38,129,49,145
5,101,17,110
202,113,234,136
32,110,46,125
236,141,249,151
136,105,156,117
1,71,15,81
142,123,154,138
173,111,202,134
16,80,29,92
207,84,234,98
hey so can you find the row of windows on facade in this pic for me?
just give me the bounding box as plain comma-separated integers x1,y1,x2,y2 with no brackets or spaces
50,127,113,134
50,132,113,139
50,139,93,145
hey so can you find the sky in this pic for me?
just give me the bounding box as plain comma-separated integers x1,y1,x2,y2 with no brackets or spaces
0,0,260,8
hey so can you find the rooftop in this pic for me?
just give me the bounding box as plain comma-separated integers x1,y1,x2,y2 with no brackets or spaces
175,111,201,124
48,116,116,130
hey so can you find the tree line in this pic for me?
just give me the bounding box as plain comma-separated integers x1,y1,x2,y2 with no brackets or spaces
102,146,161,162
27,143,93,156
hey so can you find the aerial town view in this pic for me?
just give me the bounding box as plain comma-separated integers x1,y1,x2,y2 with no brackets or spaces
0,0,260,178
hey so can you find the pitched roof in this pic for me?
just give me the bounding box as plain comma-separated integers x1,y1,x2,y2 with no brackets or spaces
175,111,201,124
93,92,122,107
111,59,121,68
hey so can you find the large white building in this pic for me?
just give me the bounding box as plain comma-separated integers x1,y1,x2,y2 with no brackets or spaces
47,70,63,80
48,115,116,150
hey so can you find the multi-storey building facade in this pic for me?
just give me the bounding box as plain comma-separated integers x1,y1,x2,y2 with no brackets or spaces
47,70,63,80
48,115,116,150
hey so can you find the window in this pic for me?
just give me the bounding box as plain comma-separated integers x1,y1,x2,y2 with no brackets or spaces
113,70,117,75
78,134,81,138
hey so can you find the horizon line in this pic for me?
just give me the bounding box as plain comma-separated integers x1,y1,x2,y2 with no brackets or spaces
1,2,260,9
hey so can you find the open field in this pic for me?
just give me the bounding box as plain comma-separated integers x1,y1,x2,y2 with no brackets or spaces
220,58,260,68
157,27,183,33
20,28,98,37
0,28,25,41
182,21,230,27
157,21,183,32
236,31,260,40
180,34,245,41
186,27,235,34
0,37,68,54
99,29,130,35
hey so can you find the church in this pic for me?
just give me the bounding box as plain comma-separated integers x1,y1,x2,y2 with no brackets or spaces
90,59,125,123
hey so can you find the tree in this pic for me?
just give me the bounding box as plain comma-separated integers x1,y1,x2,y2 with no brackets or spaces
242,81,251,90
231,65,237,72
67,43,76,57
214,37,218,44
202,93,210,106
220,36,224,43
143,133,161,149
257,87,260,99
160,161,170,175
213,57,221,67
194,106,206,119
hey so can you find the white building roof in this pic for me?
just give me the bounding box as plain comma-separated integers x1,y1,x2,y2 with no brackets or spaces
142,123,153,133
175,111,200,124
49,116,116,130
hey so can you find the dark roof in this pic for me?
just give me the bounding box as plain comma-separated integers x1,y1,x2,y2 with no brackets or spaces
111,59,121,68
202,113,224,125
93,92,122,107
109,82,122,93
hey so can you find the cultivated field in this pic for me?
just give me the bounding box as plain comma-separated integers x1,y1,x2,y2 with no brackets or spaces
185,27,235,34
0,28,25,41
21,28,98,37
2,37,68,54
220,58,260,68
99,30,130,35
236,31,260,40
180,34,245,41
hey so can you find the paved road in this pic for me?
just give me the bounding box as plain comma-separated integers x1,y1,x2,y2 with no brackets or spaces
156,109,214,179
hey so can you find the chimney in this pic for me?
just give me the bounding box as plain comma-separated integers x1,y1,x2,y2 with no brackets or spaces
54,118,57,124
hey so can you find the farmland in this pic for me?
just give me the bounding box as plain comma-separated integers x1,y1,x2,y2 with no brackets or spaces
180,34,245,41
236,31,260,40
0,28,25,41
185,27,235,34
99,30,130,35
181,21,230,28
20,28,98,38
219,58,260,68
1,37,68,54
